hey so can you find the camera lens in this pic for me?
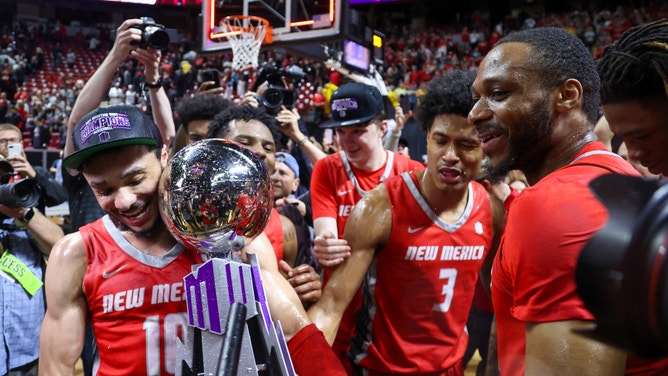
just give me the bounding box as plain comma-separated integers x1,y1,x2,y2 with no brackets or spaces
144,26,170,50
0,179,41,207
261,87,284,114
263,88,283,107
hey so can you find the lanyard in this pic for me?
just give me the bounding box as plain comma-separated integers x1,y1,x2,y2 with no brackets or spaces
340,150,395,197
0,249,43,296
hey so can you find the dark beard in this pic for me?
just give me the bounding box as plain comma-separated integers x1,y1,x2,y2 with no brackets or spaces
486,98,553,182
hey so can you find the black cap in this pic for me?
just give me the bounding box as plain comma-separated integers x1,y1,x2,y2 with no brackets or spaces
320,82,384,128
64,105,162,169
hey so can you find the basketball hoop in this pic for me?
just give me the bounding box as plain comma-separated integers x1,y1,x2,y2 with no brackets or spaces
220,15,271,72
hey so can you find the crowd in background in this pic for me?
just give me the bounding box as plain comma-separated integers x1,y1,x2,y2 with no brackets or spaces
1,2,668,180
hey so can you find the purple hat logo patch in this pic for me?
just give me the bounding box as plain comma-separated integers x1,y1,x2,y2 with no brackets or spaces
331,97,359,119
80,112,132,145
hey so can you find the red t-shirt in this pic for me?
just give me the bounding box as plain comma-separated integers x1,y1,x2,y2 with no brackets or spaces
492,142,655,376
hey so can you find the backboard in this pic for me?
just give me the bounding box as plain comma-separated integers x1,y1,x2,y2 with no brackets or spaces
200,0,344,54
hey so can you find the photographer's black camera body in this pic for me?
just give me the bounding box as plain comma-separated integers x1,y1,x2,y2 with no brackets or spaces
577,174,668,357
132,17,170,50
259,86,295,116
253,64,304,115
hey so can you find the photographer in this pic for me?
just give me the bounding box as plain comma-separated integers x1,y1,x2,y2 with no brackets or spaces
60,18,175,376
63,18,175,233
0,153,65,375
0,123,67,215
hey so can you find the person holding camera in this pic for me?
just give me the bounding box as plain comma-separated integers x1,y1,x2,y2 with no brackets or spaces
0,147,65,375
0,123,67,215
585,20,668,369
58,18,176,376
62,18,175,234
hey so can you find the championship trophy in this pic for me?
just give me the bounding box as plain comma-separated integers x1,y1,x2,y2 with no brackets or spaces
159,139,295,375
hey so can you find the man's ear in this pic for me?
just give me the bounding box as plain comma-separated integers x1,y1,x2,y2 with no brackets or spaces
291,178,301,193
379,119,388,137
555,78,583,113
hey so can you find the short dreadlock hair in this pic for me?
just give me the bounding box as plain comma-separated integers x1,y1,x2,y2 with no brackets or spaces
598,19,668,104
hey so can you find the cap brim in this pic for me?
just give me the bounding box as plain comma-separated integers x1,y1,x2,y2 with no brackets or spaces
63,138,160,170
318,113,377,129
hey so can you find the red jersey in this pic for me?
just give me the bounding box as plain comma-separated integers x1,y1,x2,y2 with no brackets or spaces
82,215,203,376
311,150,424,238
264,207,284,263
350,172,492,375
311,150,423,366
491,142,666,376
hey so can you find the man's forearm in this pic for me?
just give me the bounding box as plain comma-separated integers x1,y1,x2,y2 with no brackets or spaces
148,85,175,146
65,51,125,157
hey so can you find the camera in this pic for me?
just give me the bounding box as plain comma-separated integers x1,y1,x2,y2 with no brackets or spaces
259,86,295,115
131,17,170,50
575,174,668,357
253,64,303,115
201,68,221,88
0,178,41,208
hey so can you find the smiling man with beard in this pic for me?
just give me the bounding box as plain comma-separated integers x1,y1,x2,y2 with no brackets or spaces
39,105,347,376
468,27,668,375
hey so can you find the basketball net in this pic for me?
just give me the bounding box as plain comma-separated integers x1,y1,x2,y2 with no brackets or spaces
221,16,270,72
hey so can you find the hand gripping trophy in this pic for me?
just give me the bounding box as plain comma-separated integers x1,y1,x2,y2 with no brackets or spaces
159,139,294,375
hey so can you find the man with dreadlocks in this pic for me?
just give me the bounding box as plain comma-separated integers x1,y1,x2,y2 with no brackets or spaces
598,19,668,178
595,19,668,375
468,26,651,375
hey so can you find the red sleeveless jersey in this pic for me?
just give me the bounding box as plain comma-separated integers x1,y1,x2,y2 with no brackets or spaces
350,172,493,374
82,215,202,376
264,207,284,263
311,151,424,366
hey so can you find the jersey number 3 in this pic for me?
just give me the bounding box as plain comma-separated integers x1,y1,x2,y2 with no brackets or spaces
432,268,457,312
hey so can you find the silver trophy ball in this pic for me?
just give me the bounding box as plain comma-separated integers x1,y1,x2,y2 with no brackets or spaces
159,138,273,258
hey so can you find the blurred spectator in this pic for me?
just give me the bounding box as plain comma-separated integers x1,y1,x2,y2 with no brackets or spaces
31,114,51,149
65,48,76,69
124,84,137,106
107,82,123,105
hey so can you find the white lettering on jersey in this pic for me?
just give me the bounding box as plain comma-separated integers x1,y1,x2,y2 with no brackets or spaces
103,287,146,313
404,245,485,261
404,246,439,261
338,205,354,217
440,245,485,261
151,282,186,304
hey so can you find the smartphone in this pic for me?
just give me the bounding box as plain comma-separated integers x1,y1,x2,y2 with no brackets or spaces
201,69,221,88
7,143,22,158
399,94,411,113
